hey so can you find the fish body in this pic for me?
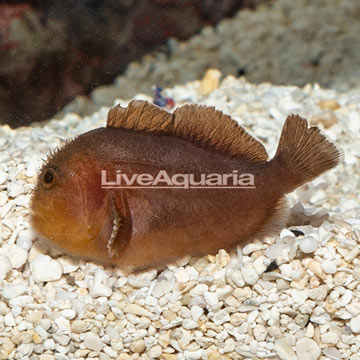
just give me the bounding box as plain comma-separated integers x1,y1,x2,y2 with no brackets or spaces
31,101,341,271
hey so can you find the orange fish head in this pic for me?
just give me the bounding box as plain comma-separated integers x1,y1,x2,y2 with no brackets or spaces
31,149,117,264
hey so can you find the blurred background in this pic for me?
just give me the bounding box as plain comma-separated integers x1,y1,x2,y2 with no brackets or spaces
1,0,359,127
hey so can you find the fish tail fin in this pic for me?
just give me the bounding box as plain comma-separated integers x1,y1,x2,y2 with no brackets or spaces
272,114,341,193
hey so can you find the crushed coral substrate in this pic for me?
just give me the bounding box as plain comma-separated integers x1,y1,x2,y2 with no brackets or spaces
0,75,360,360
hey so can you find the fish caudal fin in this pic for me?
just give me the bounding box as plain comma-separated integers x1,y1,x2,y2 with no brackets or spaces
273,114,341,193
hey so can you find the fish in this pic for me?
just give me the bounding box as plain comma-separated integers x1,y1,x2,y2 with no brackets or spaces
31,100,341,271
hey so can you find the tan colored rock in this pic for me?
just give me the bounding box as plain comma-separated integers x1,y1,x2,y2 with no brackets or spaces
71,320,87,333
106,312,116,321
159,333,170,348
0,337,15,360
130,339,146,354
32,332,43,344
25,311,43,325
307,260,326,280
318,99,340,111
163,309,177,321
310,110,338,128
198,69,222,95
117,354,132,360
160,354,177,360
122,303,153,317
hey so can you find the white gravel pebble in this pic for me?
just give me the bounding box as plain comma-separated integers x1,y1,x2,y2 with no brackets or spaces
152,277,173,298
349,315,360,333
291,289,308,304
204,291,218,307
83,332,103,352
9,295,33,307
4,313,16,327
189,283,208,296
43,339,56,351
0,192,7,207
210,309,230,325
348,111,360,132
190,305,203,322
184,349,204,360
25,159,41,177
58,310,75,320
274,337,297,360
296,337,321,360
0,200,15,219
149,344,162,358
36,325,49,340
0,255,12,284
322,259,337,274
0,171,8,185
309,285,328,301
57,256,79,273
241,266,259,285
16,229,35,251
54,316,71,333
344,247,360,262
174,268,190,283
127,269,157,288
14,194,30,207
30,255,63,282
280,229,296,240
346,302,360,316
88,269,113,297
323,347,342,360
0,244,28,269
2,284,28,300
242,242,262,255
299,235,319,253
7,182,26,198
321,331,339,345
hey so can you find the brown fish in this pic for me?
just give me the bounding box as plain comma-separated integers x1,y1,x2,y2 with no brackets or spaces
31,100,341,271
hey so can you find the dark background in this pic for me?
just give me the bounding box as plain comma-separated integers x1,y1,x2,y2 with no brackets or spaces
0,0,256,127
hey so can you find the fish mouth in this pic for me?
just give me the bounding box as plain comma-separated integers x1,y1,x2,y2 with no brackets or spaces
106,193,122,258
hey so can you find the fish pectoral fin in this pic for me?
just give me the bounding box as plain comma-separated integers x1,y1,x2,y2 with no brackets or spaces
104,191,131,258
107,193,123,257
252,197,289,241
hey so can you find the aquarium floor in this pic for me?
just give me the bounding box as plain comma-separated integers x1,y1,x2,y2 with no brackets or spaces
0,74,360,359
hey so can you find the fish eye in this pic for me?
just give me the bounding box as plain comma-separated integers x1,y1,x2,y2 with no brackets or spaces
41,168,57,189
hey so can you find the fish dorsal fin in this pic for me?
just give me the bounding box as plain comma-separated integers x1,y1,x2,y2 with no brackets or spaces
107,100,172,132
172,104,268,162
107,100,268,162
